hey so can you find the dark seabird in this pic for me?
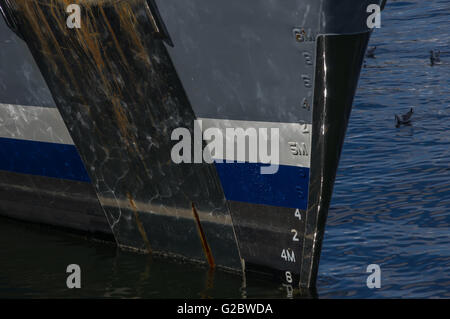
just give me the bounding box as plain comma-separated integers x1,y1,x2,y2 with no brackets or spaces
366,46,377,59
395,108,414,128
430,50,441,66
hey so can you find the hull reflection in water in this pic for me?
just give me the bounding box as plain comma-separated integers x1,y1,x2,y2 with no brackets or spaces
0,0,383,290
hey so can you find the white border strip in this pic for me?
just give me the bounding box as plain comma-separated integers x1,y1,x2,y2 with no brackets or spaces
199,118,312,168
0,103,74,145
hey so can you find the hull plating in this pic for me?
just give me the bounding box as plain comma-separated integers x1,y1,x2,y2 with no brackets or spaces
0,0,378,288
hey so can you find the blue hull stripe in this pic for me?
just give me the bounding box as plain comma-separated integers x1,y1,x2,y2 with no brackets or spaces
0,137,90,182
214,162,309,209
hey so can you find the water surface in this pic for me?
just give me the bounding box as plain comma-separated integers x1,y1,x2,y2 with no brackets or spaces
0,0,449,298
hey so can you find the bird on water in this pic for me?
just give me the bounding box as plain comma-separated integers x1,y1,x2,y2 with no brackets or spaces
430,50,441,66
366,46,377,59
395,108,414,128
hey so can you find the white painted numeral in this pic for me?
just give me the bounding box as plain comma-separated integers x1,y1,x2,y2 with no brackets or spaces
285,271,293,283
302,74,312,88
281,249,296,262
289,142,308,156
303,52,313,65
295,209,302,220
302,98,311,112
301,123,310,134
291,229,299,242
282,283,294,298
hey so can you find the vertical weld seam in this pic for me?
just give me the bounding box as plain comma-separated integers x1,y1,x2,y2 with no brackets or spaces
192,203,215,269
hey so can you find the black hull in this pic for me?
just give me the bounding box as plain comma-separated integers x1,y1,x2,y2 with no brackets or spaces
0,0,376,289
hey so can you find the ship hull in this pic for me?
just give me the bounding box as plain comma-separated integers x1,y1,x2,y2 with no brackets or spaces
0,0,380,289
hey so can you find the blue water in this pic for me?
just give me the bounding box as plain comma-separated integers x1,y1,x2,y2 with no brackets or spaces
319,0,450,298
0,0,448,298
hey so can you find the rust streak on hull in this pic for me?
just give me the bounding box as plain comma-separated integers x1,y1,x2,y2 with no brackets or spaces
127,192,152,253
192,203,216,269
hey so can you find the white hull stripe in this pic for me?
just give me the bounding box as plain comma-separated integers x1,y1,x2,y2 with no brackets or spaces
198,118,312,168
0,105,312,169
0,103,74,145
